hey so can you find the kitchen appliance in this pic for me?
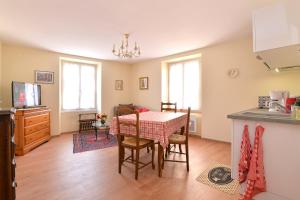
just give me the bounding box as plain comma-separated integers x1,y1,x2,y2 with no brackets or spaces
268,91,289,112
258,96,270,109
286,97,297,113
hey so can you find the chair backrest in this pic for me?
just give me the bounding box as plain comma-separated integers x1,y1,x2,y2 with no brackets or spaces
161,102,177,113
116,112,141,146
185,107,191,136
116,106,135,116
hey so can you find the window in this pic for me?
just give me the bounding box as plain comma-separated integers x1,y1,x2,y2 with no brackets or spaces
62,61,97,110
169,60,200,110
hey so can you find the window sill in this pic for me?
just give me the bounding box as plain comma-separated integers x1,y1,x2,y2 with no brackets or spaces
178,109,202,114
61,109,97,113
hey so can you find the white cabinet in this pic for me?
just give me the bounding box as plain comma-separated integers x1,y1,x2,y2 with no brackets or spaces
253,1,300,52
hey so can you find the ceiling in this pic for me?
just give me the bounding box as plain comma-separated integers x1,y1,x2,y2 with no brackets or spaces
0,0,276,62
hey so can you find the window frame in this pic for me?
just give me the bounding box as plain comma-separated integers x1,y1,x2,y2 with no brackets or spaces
167,58,201,113
61,60,98,112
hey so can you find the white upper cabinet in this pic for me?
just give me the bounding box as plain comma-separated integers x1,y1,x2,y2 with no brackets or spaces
253,1,300,52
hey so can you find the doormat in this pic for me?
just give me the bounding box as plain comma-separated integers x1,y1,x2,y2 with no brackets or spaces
196,163,239,194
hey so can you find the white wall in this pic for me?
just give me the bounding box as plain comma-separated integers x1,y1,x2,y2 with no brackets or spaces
2,37,300,141
1,44,132,135
130,37,300,142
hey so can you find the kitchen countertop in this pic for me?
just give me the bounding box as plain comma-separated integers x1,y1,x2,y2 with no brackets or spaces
227,108,300,125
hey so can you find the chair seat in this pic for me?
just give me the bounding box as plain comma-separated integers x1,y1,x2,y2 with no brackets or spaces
122,137,153,148
168,134,186,144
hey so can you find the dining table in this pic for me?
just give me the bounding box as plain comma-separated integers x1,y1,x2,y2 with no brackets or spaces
110,111,188,177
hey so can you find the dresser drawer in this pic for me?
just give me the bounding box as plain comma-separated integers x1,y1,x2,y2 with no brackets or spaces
25,128,50,145
24,122,49,136
24,114,49,127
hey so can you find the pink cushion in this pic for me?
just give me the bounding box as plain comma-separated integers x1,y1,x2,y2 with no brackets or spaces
135,107,150,113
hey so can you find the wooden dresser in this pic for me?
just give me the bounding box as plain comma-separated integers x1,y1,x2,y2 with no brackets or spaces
0,108,16,200
14,107,51,156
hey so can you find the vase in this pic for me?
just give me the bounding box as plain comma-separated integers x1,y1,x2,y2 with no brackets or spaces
100,119,106,126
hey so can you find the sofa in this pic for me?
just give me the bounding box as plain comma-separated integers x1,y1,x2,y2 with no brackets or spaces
113,104,149,116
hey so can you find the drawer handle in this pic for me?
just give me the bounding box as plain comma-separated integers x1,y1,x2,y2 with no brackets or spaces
12,157,16,165
12,181,17,188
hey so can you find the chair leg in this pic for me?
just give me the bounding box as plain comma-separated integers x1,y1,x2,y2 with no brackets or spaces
158,144,162,177
185,143,189,172
165,147,168,159
118,146,124,174
147,146,150,153
162,151,165,169
151,144,155,169
131,149,134,162
135,149,140,180
179,144,183,154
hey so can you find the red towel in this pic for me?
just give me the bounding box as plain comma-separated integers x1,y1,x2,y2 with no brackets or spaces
238,125,252,183
239,125,266,200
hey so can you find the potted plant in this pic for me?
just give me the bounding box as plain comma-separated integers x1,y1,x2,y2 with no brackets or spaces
96,113,108,126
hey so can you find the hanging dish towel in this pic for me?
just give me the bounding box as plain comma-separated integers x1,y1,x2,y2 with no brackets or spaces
238,125,252,183
239,125,266,200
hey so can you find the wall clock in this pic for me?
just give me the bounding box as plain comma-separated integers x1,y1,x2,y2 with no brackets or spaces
227,68,239,79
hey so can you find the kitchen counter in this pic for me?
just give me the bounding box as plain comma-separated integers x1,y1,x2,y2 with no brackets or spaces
228,108,300,200
227,108,300,125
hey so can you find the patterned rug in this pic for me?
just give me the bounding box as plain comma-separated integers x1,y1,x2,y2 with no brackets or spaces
73,131,117,153
196,163,239,194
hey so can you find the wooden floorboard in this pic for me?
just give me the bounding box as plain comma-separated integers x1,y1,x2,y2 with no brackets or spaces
16,134,239,200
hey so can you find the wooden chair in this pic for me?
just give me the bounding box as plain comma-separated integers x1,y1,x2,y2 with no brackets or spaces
164,107,191,171
161,102,177,113
161,102,183,155
116,112,155,180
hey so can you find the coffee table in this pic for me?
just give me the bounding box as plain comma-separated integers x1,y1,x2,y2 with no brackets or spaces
92,121,110,140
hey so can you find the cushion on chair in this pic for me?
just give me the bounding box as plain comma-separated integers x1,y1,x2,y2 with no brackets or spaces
122,137,153,147
168,134,186,144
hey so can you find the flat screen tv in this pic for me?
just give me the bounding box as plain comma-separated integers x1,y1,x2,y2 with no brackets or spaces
12,81,42,108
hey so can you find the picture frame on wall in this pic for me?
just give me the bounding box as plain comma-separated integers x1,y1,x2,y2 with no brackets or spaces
35,70,54,84
139,77,148,90
115,80,123,90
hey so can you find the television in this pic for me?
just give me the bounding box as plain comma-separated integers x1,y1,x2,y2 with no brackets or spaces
12,81,42,108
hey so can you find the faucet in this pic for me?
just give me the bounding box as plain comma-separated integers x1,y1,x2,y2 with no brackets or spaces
270,101,287,113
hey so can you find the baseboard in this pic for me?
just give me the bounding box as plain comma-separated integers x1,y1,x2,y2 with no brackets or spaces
201,136,231,144
189,133,202,138
60,131,78,135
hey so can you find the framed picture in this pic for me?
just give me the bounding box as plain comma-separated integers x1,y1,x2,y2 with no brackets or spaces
35,70,54,84
139,77,148,90
115,80,123,90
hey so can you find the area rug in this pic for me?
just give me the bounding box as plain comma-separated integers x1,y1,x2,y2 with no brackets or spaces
196,163,239,194
73,131,117,153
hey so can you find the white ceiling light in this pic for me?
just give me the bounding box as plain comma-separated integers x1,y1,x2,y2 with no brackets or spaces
112,33,141,59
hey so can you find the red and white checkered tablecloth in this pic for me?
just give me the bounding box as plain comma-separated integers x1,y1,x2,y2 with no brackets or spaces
110,111,187,148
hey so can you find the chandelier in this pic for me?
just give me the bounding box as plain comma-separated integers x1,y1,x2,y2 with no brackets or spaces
112,33,141,59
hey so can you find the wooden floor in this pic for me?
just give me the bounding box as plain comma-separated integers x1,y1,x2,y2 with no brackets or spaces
16,134,239,200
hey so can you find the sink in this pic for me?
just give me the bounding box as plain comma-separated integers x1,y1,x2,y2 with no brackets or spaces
242,110,291,118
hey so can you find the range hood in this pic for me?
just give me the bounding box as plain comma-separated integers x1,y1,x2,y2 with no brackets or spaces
255,44,300,71
253,1,300,72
